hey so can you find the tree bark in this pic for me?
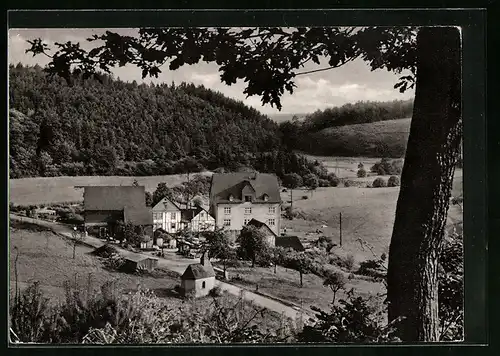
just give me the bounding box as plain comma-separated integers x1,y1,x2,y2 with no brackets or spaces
387,27,462,342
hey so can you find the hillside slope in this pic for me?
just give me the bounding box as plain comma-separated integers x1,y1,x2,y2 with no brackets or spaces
9,64,280,178
298,118,411,158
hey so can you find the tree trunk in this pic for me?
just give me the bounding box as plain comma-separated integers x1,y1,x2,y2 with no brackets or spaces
290,189,293,212
300,271,303,287
387,27,462,342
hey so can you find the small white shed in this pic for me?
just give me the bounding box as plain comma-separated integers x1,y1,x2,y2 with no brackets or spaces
180,254,216,298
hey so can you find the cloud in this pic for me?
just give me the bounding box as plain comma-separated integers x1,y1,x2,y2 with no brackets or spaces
8,28,415,116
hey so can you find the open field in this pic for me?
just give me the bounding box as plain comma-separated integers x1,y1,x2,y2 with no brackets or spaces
9,221,287,332
301,118,411,158
9,172,213,206
219,261,385,314
9,221,180,303
280,168,463,263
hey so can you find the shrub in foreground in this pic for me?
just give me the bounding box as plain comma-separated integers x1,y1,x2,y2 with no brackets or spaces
387,176,400,187
357,168,367,178
372,177,387,188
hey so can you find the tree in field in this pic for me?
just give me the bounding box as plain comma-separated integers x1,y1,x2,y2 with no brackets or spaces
282,173,303,213
202,228,236,273
323,269,346,305
144,191,153,207
27,26,462,341
303,172,319,196
236,226,270,268
152,182,174,206
282,251,314,287
271,246,288,274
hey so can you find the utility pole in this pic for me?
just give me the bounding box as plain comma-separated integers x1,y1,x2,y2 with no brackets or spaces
339,212,343,247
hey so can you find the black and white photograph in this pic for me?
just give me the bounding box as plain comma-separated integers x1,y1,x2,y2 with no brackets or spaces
8,20,466,344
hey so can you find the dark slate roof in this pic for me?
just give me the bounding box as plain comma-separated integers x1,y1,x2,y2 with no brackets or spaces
247,219,277,237
275,236,305,251
181,206,202,222
181,263,215,280
83,186,146,211
210,173,280,204
124,206,153,225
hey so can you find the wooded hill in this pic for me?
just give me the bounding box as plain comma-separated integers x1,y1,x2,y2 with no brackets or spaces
9,64,283,179
279,99,414,158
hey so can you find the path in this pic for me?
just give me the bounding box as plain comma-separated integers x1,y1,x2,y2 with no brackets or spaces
9,214,314,322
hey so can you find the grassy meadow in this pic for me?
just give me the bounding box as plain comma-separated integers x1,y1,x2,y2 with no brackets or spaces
301,118,411,158
9,220,181,303
280,167,463,263
9,172,213,206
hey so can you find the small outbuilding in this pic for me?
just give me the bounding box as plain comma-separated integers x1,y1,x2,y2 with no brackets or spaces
122,255,159,273
180,253,216,298
275,236,305,252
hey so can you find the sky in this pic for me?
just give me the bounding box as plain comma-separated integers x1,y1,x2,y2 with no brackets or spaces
9,28,414,117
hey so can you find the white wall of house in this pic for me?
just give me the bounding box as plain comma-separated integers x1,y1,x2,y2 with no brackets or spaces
215,202,281,235
152,210,182,234
190,210,216,232
181,277,215,298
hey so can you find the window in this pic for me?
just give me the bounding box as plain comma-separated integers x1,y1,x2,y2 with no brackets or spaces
171,223,176,230
244,195,252,202
202,281,206,289
267,219,276,226
244,207,252,214
170,212,176,220
200,212,205,218
263,194,269,202
244,218,250,225
223,219,231,227
269,206,276,214
228,194,234,201
224,207,231,215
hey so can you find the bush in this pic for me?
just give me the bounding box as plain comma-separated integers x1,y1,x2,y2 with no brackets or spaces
329,177,341,187
372,177,387,188
329,254,355,271
343,180,352,188
371,158,403,176
357,168,367,178
318,179,330,187
387,176,400,187
302,195,309,200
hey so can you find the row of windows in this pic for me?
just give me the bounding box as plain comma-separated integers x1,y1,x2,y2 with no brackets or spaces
154,223,177,230
225,218,276,227
224,206,276,215
153,212,178,220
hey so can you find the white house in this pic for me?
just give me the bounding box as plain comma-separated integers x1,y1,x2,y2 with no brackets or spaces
151,197,182,234
181,206,216,232
209,173,281,239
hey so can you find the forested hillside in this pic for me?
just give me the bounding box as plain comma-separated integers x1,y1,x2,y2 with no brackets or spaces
9,64,283,179
279,99,414,158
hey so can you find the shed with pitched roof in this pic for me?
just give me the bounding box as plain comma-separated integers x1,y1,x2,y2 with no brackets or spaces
181,253,216,298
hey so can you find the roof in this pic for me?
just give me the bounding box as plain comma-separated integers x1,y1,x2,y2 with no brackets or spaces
275,236,305,251
152,197,181,212
210,173,280,205
83,186,146,211
180,206,213,222
181,263,215,280
123,254,158,263
247,219,278,237
124,206,153,225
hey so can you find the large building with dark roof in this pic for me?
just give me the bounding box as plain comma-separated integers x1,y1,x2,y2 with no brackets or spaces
82,185,152,238
209,173,281,237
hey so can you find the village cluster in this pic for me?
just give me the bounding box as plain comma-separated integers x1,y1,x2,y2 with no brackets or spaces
63,172,304,298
